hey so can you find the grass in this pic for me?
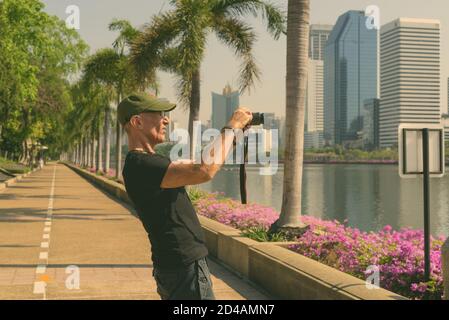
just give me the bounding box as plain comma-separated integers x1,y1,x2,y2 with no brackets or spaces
0,157,30,174
241,226,289,242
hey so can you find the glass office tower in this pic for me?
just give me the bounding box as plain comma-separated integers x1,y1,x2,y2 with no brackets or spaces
324,10,378,145
211,84,240,130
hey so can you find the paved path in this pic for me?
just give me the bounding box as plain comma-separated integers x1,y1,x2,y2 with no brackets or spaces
0,163,269,300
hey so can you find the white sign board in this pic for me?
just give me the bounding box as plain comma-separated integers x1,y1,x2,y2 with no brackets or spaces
398,124,445,178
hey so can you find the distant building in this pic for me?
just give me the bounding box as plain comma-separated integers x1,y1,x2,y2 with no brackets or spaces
362,98,380,150
441,114,449,141
305,59,325,149
304,131,325,149
324,10,378,146
306,59,324,133
379,18,441,148
262,113,276,130
309,24,333,61
305,25,330,150
211,84,239,130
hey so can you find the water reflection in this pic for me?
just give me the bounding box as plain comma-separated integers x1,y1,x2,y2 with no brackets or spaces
199,164,449,237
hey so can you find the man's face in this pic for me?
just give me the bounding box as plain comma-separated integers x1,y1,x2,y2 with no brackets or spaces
132,111,169,144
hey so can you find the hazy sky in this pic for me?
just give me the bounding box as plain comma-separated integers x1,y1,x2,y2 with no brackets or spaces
42,0,449,129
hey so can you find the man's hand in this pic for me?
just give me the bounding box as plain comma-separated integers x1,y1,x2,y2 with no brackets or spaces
160,106,253,189
228,107,253,130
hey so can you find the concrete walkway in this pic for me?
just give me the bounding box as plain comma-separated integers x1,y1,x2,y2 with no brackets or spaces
0,163,269,300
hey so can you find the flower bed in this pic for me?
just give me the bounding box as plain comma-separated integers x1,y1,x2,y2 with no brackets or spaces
190,189,445,300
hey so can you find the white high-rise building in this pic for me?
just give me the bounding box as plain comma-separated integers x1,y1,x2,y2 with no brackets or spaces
379,18,441,148
306,59,324,133
309,24,333,61
305,24,331,149
447,77,449,114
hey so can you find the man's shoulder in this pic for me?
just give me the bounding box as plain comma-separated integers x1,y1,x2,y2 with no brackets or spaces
123,151,171,175
126,151,170,163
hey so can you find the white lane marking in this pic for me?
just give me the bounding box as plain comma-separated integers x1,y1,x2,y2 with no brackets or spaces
36,265,46,274
34,165,56,300
33,282,46,296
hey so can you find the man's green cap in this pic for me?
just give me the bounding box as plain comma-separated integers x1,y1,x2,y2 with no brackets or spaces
118,93,176,125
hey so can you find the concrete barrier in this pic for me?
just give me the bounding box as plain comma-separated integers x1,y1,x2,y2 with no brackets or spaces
63,161,407,300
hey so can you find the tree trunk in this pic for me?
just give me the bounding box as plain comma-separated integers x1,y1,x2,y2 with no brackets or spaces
97,123,103,173
188,69,201,159
78,143,82,165
272,0,310,231
89,124,95,169
85,137,89,167
90,133,96,170
104,106,111,174
115,93,122,180
80,139,84,166
87,134,91,168
75,144,79,165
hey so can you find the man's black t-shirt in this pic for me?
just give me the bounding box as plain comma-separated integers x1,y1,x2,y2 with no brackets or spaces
122,151,208,269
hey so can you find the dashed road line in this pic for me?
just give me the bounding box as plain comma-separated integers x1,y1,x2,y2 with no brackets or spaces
33,165,56,299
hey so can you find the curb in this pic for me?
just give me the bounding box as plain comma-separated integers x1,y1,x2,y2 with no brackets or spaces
0,166,41,192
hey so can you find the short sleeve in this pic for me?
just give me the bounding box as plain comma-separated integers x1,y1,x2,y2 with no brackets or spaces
139,154,171,189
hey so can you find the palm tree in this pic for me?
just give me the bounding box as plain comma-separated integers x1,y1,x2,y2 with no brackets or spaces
65,81,110,171
83,20,157,180
269,0,310,236
83,49,120,174
130,0,286,155
108,19,140,180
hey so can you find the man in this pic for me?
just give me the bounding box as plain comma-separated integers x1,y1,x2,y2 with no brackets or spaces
118,92,252,300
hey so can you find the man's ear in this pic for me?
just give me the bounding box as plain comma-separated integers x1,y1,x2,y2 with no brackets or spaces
129,116,143,130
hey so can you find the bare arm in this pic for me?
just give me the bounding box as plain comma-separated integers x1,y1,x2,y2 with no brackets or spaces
160,107,252,188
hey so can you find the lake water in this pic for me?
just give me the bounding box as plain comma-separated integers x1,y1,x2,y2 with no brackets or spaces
198,164,449,237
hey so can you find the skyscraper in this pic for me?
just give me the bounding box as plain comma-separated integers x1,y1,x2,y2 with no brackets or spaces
304,25,331,149
379,18,441,148
362,98,380,149
324,10,378,146
306,59,324,133
305,59,325,149
309,24,333,60
211,84,239,130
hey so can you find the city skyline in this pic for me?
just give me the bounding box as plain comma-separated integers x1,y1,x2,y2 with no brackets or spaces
41,0,449,131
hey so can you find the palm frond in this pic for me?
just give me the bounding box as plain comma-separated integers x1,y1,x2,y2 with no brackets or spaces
108,19,140,54
211,0,286,39
82,48,121,88
129,11,180,81
213,16,261,93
